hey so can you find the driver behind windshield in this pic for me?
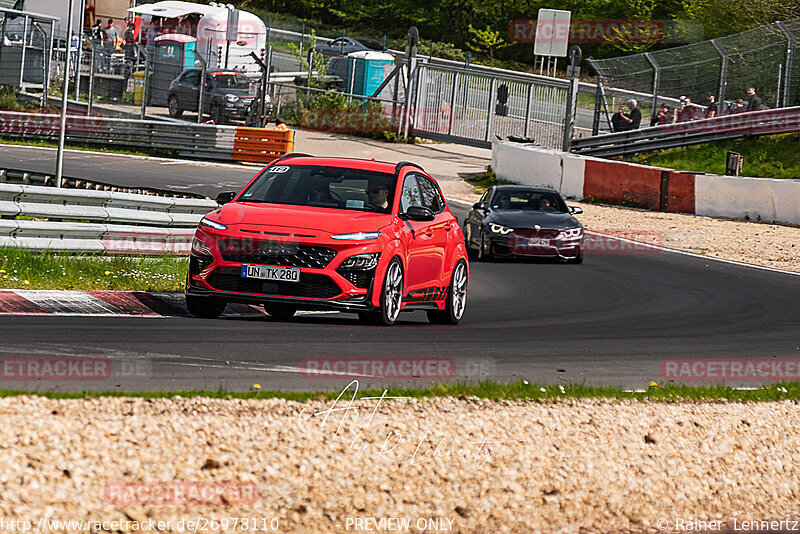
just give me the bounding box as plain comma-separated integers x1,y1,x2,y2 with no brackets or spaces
495,192,511,209
366,179,390,212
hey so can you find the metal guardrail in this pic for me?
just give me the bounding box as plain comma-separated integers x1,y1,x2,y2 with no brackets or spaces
0,110,235,160
0,111,294,163
570,107,800,158
0,183,216,254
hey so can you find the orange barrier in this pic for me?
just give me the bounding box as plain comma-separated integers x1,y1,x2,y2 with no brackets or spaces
232,127,295,164
583,159,662,210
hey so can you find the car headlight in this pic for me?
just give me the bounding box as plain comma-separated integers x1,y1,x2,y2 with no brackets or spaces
339,253,379,270
331,232,381,240
489,223,514,235
191,237,213,257
557,228,583,239
199,217,228,230
224,94,239,102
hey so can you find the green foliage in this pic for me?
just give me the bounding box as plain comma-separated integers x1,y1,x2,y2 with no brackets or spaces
0,247,187,292
286,30,329,89
467,25,508,60
627,133,800,179
0,85,31,111
467,166,514,193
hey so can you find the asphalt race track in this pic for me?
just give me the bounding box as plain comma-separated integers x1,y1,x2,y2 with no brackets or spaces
2,151,799,392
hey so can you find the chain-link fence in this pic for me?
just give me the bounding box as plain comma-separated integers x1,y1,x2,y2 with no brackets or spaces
589,19,800,114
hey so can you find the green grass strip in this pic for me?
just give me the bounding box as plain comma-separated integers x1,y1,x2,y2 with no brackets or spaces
0,247,187,292
1,380,799,402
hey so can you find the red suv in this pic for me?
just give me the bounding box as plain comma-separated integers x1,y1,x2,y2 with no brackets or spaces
186,155,469,325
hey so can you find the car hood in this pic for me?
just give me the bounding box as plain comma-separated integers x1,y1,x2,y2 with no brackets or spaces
485,210,581,229
214,202,393,234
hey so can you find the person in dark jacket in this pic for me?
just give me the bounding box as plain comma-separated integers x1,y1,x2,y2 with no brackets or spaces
622,99,642,129
746,87,761,111
611,106,629,132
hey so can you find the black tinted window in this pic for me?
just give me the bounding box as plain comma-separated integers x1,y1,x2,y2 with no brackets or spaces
239,165,396,214
416,175,444,212
182,70,199,85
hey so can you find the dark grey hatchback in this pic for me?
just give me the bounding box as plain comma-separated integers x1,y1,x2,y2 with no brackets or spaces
463,185,585,263
167,69,270,124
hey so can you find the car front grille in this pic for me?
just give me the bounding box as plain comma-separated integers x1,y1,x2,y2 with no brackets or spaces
207,267,341,299
511,228,561,239
218,239,337,269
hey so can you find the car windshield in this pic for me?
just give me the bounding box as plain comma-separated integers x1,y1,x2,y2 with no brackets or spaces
210,73,251,89
355,38,383,50
238,165,396,214
490,190,568,212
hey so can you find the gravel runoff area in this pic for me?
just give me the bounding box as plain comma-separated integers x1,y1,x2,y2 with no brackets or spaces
2,395,800,533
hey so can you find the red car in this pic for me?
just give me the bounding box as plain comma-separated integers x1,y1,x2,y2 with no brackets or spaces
185,154,469,325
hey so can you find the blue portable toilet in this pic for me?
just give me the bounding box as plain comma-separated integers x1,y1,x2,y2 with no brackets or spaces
346,51,394,98
151,34,197,106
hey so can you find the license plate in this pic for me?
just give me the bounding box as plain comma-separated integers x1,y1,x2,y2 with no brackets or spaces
525,238,550,246
241,264,300,283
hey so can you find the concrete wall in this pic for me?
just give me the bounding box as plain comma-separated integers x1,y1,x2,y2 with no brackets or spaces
492,140,800,225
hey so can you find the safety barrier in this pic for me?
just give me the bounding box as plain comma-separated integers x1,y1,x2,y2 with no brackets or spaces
0,183,216,254
492,139,800,225
0,111,293,164
570,107,800,158
233,127,295,164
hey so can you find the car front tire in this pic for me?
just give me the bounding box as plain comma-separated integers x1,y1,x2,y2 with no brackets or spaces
168,95,183,118
427,260,468,325
375,258,404,326
185,294,226,319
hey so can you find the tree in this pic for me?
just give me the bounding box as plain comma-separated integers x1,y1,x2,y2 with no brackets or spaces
467,25,508,59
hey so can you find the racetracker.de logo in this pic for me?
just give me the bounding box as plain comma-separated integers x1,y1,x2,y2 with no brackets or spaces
1,357,111,380
301,357,457,380
103,482,258,506
661,358,800,382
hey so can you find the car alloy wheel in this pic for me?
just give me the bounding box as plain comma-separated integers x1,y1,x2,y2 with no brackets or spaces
168,95,182,118
379,259,403,325
427,260,468,325
185,294,226,319
263,303,297,320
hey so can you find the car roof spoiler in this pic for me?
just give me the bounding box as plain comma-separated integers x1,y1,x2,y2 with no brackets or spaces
395,161,425,174
272,153,314,164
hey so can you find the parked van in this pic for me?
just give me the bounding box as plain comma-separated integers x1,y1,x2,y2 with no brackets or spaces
128,0,266,76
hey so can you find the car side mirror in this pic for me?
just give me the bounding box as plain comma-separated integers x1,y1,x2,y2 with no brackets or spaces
472,202,484,210
216,191,236,205
570,206,583,214
402,206,435,221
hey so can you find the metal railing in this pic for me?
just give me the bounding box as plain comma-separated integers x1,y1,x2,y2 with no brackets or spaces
0,110,236,159
570,106,800,157
0,182,215,254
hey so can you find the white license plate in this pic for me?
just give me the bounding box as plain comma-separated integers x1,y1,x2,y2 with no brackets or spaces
525,238,550,246
241,264,300,283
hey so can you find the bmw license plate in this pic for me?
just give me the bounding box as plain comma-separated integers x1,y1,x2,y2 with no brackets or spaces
241,264,300,283
525,237,550,246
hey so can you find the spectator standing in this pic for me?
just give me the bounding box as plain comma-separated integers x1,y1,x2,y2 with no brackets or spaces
651,103,671,126
145,20,158,59
611,106,629,132
102,19,119,73
675,96,699,122
746,87,762,111
91,19,104,72
706,94,718,118
621,99,641,129
123,21,136,61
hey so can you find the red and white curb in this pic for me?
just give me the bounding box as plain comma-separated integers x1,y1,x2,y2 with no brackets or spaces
0,290,267,317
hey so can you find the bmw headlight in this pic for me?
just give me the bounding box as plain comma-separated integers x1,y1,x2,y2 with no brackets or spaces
340,253,379,270
224,94,240,102
331,232,381,240
489,223,514,235
557,228,583,239
199,217,228,230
